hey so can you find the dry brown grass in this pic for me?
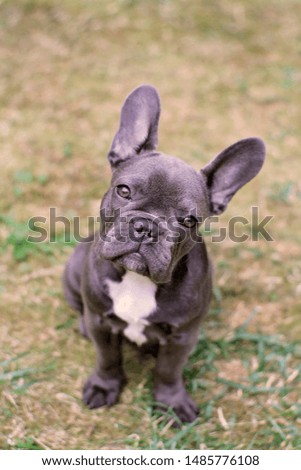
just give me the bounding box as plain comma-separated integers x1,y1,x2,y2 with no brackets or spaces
1,0,301,450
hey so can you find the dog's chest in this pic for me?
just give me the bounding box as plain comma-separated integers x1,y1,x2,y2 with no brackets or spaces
106,271,157,345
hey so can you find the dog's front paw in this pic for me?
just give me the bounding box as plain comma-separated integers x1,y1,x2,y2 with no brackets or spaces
173,392,198,423
154,383,199,423
83,373,126,409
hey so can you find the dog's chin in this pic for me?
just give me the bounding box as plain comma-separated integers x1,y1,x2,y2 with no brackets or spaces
113,253,171,284
114,253,149,277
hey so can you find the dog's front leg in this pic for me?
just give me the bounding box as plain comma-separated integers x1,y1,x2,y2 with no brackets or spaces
83,308,126,409
153,330,199,423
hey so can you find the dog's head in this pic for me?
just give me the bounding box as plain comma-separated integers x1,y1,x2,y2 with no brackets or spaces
96,85,265,283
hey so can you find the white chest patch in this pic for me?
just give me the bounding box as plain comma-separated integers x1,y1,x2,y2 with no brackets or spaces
106,271,157,345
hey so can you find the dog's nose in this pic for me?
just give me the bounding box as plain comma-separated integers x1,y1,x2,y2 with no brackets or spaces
133,220,146,234
131,217,157,241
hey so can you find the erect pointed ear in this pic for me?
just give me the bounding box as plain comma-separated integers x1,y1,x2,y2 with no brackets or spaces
107,85,161,169
201,138,265,215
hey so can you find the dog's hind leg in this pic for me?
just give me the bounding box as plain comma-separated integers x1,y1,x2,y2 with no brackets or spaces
63,238,94,338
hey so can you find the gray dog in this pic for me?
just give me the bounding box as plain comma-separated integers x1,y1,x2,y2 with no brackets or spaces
63,85,265,423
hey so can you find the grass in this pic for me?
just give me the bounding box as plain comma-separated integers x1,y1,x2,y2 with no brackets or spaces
1,0,301,450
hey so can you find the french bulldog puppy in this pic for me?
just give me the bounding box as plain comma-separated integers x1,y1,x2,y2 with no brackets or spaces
63,85,265,423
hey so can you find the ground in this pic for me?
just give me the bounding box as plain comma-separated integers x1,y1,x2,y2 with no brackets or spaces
0,0,301,450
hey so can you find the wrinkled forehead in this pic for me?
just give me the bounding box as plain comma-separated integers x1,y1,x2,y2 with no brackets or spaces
111,153,209,215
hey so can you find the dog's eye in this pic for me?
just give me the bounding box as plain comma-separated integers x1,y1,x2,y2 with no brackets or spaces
182,216,197,228
116,185,131,199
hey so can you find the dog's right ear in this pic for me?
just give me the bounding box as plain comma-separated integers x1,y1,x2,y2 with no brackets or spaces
108,85,161,169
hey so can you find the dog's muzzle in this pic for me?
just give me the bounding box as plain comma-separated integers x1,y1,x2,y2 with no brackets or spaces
97,212,174,282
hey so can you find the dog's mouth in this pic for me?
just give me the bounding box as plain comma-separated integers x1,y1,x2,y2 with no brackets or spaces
113,252,149,276
96,220,175,283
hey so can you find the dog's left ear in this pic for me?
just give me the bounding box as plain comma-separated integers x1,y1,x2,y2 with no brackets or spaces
201,138,265,215
108,85,161,169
